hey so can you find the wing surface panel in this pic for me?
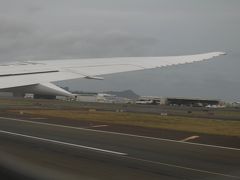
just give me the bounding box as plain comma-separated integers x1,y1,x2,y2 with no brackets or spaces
0,52,225,90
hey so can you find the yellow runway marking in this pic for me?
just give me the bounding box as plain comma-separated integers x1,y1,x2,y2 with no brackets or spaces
181,136,200,142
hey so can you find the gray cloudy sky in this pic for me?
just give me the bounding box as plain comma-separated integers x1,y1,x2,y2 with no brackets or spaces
0,0,240,101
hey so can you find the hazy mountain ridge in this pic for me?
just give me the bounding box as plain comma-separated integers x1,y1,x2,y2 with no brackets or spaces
103,90,140,100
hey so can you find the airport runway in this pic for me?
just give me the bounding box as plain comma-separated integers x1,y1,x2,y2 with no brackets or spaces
0,117,239,180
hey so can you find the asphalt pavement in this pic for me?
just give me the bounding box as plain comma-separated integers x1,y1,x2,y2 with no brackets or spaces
0,116,239,180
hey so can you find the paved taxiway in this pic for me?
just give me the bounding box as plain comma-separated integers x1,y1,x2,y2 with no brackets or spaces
0,116,239,180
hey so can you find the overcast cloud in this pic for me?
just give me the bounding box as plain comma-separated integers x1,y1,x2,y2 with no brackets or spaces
0,0,239,101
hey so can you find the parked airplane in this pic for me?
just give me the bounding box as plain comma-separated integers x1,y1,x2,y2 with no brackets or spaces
0,52,226,97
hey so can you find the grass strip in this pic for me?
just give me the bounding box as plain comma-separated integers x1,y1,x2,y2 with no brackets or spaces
10,109,240,137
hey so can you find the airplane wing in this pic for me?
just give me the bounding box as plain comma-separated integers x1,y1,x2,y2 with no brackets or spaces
0,52,226,96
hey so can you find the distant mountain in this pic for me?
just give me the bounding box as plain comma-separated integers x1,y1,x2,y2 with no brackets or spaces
104,90,140,100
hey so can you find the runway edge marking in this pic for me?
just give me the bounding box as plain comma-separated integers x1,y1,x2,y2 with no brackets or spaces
1,116,240,151
1,129,239,179
126,156,240,179
0,129,127,156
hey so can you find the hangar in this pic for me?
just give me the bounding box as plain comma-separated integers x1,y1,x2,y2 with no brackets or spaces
165,97,220,107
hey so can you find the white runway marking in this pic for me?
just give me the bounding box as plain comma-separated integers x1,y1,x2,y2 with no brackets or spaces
126,156,240,179
1,116,240,151
0,129,238,179
181,135,200,142
91,125,109,128
0,130,127,156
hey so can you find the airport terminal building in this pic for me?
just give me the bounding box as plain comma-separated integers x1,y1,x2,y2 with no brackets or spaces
136,96,221,107
165,97,221,107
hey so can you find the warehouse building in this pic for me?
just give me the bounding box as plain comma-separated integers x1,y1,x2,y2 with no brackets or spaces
135,96,222,107
165,97,221,107
57,92,132,104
